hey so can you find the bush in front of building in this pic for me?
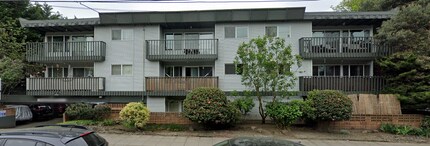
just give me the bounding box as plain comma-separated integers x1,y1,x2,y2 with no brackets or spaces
65,103,112,121
183,87,240,129
231,91,255,115
266,100,302,128
119,102,150,129
307,90,353,121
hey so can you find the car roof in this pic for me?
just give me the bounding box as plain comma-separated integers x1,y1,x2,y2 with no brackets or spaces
0,125,93,143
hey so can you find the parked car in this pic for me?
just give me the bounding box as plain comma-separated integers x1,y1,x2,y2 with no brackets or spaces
50,103,67,117
5,105,33,122
0,125,108,146
28,104,55,120
213,137,304,146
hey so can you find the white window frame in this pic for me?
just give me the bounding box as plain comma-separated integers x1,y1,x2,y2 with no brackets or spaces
47,67,68,78
265,26,278,37
313,64,371,77
111,64,133,76
235,26,249,38
111,29,134,41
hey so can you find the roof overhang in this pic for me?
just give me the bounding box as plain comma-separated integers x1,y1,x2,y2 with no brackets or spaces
99,7,306,25
19,18,100,32
304,11,396,26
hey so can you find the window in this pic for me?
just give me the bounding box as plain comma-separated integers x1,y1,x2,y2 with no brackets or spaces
111,64,132,76
236,27,248,38
224,27,235,38
225,26,248,38
225,64,242,75
166,100,183,112
48,68,68,78
165,66,182,77
265,26,278,37
312,65,340,76
4,139,37,146
112,29,133,40
73,68,94,77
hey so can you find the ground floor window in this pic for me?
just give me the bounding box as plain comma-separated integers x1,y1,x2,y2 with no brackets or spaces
166,100,183,112
313,64,370,77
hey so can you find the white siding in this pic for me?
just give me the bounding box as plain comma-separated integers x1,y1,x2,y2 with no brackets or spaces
215,22,313,91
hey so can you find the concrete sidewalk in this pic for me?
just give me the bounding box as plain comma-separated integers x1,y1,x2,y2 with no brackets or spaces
100,134,429,146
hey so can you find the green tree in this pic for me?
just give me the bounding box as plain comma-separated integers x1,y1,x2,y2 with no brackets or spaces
0,1,63,93
234,36,302,124
333,0,417,11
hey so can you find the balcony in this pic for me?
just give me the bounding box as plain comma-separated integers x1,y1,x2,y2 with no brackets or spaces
299,37,393,59
145,77,219,96
26,77,105,96
299,76,386,93
146,39,218,61
26,41,106,63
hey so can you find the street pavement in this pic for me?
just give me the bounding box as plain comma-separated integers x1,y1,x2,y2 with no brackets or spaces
100,134,430,146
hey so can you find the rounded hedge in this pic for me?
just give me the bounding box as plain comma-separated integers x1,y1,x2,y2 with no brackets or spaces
119,102,150,129
183,87,240,128
65,103,112,121
307,90,353,121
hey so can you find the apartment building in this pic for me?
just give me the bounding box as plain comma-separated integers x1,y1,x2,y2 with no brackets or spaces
17,7,394,112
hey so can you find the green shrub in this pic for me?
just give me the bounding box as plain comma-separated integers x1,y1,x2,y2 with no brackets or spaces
231,92,255,115
287,100,316,120
60,120,98,126
143,124,186,131
395,125,415,135
307,90,352,121
183,87,240,129
65,103,94,120
65,103,112,121
380,123,397,133
119,102,150,129
422,116,430,129
100,119,117,126
94,104,112,121
266,101,302,128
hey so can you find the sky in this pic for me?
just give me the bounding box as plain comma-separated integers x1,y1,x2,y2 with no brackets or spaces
37,0,343,18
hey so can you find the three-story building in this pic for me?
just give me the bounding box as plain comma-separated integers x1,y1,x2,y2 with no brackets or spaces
18,7,394,113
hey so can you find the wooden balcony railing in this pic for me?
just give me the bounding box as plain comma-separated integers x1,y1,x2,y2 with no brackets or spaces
26,41,106,62
145,77,219,95
26,77,105,95
299,76,386,93
146,39,218,61
299,37,394,58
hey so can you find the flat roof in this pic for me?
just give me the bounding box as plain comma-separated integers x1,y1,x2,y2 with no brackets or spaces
19,8,396,32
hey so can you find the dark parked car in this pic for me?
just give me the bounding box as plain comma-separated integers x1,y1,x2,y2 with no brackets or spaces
214,137,304,146
0,125,108,146
50,103,67,117
28,104,55,120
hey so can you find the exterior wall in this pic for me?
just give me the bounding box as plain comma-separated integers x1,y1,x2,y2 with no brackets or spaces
94,25,159,91
147,97,166,112
215,21,313,91
143,25,162,90
318,114,424,130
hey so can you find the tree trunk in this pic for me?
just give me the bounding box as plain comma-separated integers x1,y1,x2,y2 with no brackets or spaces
256,88,266,124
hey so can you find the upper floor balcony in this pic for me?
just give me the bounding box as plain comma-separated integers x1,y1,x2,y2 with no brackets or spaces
26,41,106,63
299,37,393,59
145,77,219,96
146,39,218,61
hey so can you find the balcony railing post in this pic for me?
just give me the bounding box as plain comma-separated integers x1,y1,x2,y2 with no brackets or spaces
299,76,385,93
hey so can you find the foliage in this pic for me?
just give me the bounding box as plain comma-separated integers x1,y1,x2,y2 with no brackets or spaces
60,120,98,126
231,91,255,115
422,116,430,129
119,102,150,129
377,52,430,109
333,0,418,11
142,124,186,132
234,36,302,124
183,87,240,129
93,104,112,121
266,101,302,128
65,103,111,121
65,103,94,120
99,119,118,126
0,1,64,93
307,90,353,121
380,123,430,137
287,100,316,120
